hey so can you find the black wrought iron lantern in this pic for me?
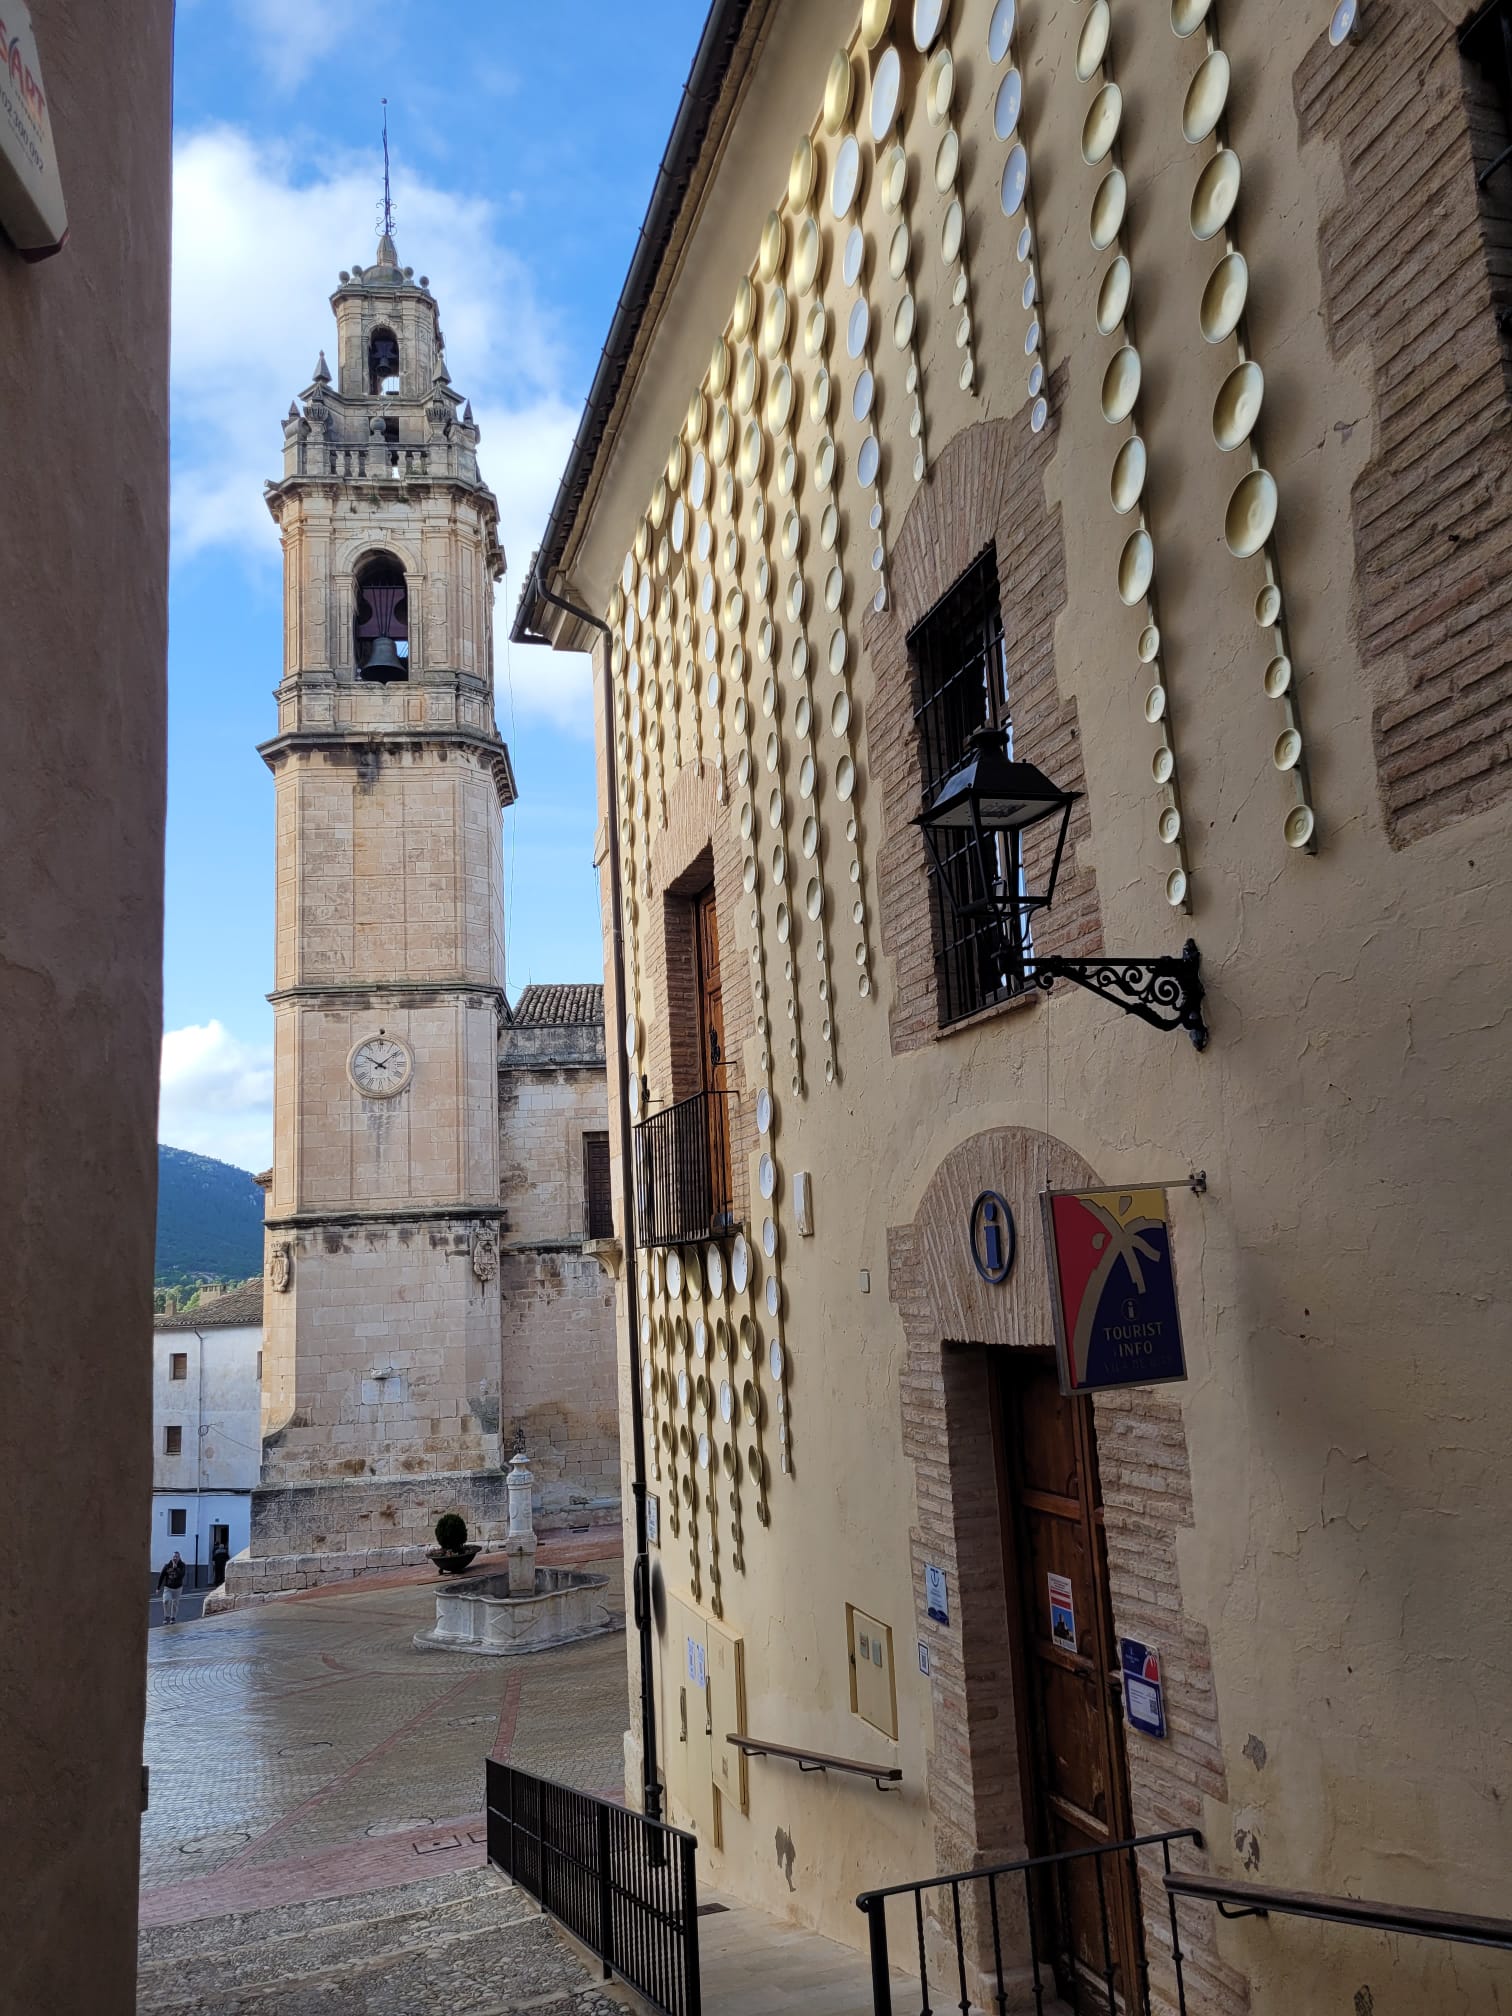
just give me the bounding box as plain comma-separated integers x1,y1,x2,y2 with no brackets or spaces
915,727,1208,1048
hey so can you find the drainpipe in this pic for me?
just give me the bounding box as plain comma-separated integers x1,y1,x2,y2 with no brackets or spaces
193,1327,205,1590
523,561,662,1826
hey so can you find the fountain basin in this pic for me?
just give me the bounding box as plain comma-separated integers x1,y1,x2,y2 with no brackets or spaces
414,1566,618,1656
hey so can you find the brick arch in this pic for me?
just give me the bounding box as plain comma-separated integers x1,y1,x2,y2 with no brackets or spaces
860,396,1102,1053
889,1125,1247,2012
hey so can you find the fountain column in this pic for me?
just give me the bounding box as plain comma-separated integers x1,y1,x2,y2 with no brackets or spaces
505,1450,538,1596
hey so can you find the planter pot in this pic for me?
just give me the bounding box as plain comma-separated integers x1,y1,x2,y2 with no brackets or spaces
427,1545,481,1576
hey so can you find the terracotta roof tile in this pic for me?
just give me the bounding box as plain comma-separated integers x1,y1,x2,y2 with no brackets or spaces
509,984,604,1028
156,1277,264,1331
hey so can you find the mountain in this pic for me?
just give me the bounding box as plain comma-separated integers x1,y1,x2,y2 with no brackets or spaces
155,1145,265,1288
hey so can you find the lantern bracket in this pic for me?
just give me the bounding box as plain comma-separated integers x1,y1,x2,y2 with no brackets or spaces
1026,941,1208,1050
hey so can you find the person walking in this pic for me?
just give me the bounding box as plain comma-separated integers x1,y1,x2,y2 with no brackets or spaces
157,1549,186,1624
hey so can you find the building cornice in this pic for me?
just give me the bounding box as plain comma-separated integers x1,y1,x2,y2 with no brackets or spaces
257,726,518,806
268,981,506,1009
262,1204,504,1232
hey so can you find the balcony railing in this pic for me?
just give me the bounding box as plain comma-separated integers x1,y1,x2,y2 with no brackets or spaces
633,1090,734,1249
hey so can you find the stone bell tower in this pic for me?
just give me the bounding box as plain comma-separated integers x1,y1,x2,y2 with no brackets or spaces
242,233,516,1589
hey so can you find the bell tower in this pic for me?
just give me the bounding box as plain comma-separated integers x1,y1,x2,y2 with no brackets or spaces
250,234,515,1580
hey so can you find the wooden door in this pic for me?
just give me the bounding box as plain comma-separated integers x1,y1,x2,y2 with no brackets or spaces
997,1351,1140,2008
693,888,733,1225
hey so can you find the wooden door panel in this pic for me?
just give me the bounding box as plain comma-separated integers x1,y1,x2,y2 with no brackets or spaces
999,1351,1139,2007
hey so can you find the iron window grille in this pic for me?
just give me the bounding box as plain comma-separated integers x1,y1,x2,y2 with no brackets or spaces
583,1130,613,1241
1462,0,1512,359
909,546,1030,1026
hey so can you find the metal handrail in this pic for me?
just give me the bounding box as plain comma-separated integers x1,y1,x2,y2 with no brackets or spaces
727,1732,902,1791
1164,1870,1512,1952
856,1827,1203,2016
486,1758,702,2016
633,1088,736,1249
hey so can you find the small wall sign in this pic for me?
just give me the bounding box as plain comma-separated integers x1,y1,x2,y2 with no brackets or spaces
646,1494,660,1545
1041,1185,1189,1394
969,1190,1016,1284
924,1563,949,1625
917,1640,931,1676
685,1634,706,1690
1121,1638,1166,1739
1047,1572,1077,1653
0,3,69,259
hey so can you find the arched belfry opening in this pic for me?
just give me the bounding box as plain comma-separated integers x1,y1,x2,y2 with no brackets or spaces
368,326,401,395
354,553,409,681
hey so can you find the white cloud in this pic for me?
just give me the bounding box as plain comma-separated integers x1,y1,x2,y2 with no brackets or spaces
231,0,370,92
160,1022,275,1172
171,123,591,730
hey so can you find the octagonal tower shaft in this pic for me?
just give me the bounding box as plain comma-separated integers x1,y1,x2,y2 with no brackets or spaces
256,235,514,1511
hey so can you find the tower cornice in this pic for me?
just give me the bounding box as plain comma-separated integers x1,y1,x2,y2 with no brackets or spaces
258,726,518,808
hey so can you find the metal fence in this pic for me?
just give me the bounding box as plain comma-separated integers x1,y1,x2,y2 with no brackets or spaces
857,1828,1202,2016
486,1759,701,2016
632,1089,733,1249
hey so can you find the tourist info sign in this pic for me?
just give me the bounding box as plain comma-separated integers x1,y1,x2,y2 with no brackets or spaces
0,3,68,258
1041,1185,1188,1395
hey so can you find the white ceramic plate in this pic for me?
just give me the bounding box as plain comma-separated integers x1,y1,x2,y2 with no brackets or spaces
994,67,1022,140
988,0,1015,60
831,134,862,219
871,45,901,141
1000,143,1028,216
847,297,871,359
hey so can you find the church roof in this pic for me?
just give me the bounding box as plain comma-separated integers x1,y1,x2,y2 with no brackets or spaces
509,984,604,1029
156,1278,264,1331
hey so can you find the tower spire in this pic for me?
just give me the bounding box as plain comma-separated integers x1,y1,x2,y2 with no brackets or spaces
380,99,394,242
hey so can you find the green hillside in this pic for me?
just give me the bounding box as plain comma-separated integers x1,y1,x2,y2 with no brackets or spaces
155,1145,264,1288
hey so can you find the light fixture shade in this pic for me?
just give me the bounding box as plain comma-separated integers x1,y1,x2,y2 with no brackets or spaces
916,731,1074,836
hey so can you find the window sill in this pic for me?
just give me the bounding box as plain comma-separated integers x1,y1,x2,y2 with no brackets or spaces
936,985,1041,1042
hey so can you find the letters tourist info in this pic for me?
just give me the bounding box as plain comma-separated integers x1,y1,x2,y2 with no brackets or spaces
1041,1185,1188,1395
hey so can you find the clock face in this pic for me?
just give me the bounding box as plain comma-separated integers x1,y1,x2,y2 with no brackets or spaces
347,1035,413,1099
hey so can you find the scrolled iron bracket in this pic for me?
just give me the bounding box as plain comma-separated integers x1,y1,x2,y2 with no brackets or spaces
1027,939,1208,1050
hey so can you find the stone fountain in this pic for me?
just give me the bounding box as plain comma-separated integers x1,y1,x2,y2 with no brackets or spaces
414,1450,616,1656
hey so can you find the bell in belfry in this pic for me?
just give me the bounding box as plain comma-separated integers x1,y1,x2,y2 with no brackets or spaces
354,556,409,681
360,633,405,681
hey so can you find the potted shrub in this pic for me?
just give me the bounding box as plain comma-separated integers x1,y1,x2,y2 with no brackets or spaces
428,1512,481,1576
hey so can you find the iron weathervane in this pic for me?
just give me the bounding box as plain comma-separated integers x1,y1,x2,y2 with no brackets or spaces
914,728,1209,1049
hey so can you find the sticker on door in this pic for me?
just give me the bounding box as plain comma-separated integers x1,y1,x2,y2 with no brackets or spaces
1047,1572,1077,1653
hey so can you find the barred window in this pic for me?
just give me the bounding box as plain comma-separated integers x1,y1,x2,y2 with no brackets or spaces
1462,0,1512,388
909,547,1025,1027
583,1130,613,1240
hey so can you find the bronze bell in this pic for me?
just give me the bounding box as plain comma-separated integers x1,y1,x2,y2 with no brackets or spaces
360,635,406,682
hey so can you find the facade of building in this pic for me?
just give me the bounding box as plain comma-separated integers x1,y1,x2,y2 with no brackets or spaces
218,236,620,1605
499,984,622,1526
515,1,1512,2010
0,3,174,2009
151,1281,264,1583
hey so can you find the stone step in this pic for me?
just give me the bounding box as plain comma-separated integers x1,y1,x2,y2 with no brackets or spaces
137,1866,505,1971
136,1908,627,2015
137,1872,534,2005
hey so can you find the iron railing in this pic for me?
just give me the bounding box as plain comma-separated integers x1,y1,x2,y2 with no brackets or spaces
857,1828,1202,2016
486,1759,701,2016
1163,1869,1512,1953
632,1089,734,1249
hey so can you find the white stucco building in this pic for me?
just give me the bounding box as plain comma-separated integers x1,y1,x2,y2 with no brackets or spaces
151,1280,263,1584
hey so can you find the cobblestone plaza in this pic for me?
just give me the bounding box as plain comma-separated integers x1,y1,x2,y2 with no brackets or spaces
140,1545,625,1927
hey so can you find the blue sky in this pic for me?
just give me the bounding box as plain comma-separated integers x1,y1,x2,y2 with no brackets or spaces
161,0,704,1168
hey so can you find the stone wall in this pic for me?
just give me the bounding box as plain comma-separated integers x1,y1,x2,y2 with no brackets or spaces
214,1468,506,1606
498,1043,621,1525
260,1213,502,1487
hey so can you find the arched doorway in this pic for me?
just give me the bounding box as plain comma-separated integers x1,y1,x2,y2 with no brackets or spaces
887,1126,1240,2013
